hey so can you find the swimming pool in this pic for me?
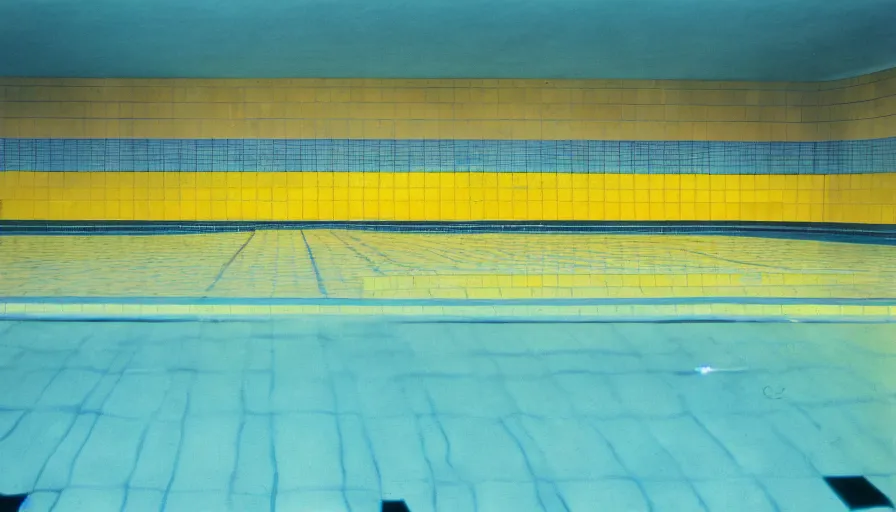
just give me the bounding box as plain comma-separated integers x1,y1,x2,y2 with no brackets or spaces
2,63,896,511
1,228,895,511
1,315,895,511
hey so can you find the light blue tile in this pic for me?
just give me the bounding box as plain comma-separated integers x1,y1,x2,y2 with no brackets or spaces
122,489,164,512
64,346,120,373
698,414,818,477
336,415,381,492
270,378,334,413
35,413,97,489
365,417,431,485
0,371,57,408
130,421,182,489
761,477,850,512
0,410,24,438
423,379,516,417
552,374,627,418
164,491,229,512
647,416,745,479
80,374,122,412
275,491,350,512
0,345,21,368
171,416,240,491
556,479,650,511
641,481,707,512
434,484,476,512
2,322,88,351
232,415,275,495
607,374,685,417
36,370,103,408
188,374,243,416
0,411,76,493
694,479,778,512
243,373,272,414
184,340,250,372
768,409,862,475
356,372,414,418
14,352,70,371
490,356,549,377
18,491,59,512
155,373,194,422
511,416,627,480
229,494,271,511
245,341,273,372
802,406,896,475
473,482,547,512
439,418,533,482
54,488,125,512
70,416,145,487
593,418,685,479
103,374,171,419
273,413,343,490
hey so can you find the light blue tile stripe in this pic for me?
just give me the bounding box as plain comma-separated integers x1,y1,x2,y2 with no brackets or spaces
1,138,894,174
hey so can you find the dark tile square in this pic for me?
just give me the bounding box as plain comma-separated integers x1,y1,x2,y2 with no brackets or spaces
824,476,894,510
0,494,28,512
381,500,411,512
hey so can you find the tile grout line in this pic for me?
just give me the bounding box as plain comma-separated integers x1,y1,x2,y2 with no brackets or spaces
204,231,257,293
300,230,328,298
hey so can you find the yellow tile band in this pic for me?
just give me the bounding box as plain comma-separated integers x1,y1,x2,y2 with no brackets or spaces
360,273,893,300
2,68,895,140
1,171,894,224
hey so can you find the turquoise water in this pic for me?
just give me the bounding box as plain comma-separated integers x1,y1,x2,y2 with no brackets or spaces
1,317,894,511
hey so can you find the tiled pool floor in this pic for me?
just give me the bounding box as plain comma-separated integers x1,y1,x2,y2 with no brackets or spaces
1,318,894,511
1,231,895,300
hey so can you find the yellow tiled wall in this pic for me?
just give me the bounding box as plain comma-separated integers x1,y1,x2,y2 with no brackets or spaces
1,69,894,141
1,68,894,224
3,170,894,223
826,174,896,224
821,69,896,140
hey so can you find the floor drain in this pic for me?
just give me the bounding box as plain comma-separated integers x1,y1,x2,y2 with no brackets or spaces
381,500,411,512
0,494,28,512
824,476,894,510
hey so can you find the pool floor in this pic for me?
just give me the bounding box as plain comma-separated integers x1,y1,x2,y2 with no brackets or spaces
1,230,895,510
1,318,895,511
2,230,896,322
1,230,895,300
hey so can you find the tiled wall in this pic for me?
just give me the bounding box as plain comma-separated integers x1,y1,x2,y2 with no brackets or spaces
0,68,894,223
820,70,896,223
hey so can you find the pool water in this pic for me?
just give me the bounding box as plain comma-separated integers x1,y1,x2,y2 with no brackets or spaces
1,230,895,511
0,318,895,511
1,230,895,310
